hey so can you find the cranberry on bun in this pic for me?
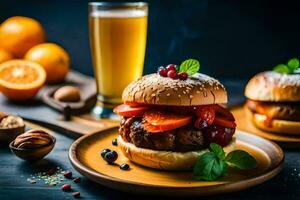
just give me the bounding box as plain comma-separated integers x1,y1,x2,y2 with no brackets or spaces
114,73,236,170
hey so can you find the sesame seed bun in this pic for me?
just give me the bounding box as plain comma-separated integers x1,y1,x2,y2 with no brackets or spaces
245,71,300,102
118,136,235,170
122,73,227,106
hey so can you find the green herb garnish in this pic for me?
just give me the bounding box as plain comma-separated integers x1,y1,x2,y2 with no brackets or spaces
178,58,200,75
273,58,299,74
193,143,257,181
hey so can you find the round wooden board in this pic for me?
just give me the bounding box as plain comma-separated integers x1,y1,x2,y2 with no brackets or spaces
69,128,284,196
231,105,300,148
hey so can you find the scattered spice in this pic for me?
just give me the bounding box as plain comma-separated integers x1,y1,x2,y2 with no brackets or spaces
26,167,82,198
73,191,80,198
73,177,81,183
47,168,56,176
61,183,71,191
63,171,72,179
27,178,37,184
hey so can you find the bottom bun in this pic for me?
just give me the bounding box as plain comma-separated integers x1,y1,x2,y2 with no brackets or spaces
246,107,300,134
118,136,235,171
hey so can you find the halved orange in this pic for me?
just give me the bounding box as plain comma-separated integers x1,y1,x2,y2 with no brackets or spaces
0,59,46,101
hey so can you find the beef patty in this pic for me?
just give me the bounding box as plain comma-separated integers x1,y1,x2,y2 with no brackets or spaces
247,100,300,121
120,117,234,152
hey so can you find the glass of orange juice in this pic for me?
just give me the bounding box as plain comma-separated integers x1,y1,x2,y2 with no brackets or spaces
89,2,148,119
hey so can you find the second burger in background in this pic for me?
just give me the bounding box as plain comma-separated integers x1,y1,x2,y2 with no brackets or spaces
245,58,300,134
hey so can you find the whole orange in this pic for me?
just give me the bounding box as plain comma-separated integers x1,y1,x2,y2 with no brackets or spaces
0,16,45,58
25,43,70,83
0,48,13,63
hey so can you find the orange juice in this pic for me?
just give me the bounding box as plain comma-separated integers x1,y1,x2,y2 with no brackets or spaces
89,9,147,105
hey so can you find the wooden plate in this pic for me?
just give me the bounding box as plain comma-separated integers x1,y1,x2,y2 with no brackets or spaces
231,105,300,148
69,128,284,196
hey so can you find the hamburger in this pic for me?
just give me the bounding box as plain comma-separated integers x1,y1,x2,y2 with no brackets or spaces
245,71,300,134
113,71,236,170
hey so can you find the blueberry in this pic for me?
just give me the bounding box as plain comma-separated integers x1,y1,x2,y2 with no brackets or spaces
101,148,111,158
112,138,118,146
120,163,130,170
104,151,118,164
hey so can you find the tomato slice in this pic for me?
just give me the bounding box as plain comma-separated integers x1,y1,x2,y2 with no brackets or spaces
143,110,193,133
113,104,151,117
214,116,236,129
123,102,146,107
142,122,164,133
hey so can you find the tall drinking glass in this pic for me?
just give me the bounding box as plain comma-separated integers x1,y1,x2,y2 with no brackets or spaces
89,2,148,119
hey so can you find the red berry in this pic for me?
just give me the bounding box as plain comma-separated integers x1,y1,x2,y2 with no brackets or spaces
166,64,176,71
167,70,177,79
195,106,215,125
204,125,235,147
158,67,167,77
61,184,71,191
63,171,72,179
73,191,80,198
178,72,188,80
73,177,81,183
194,118,208,129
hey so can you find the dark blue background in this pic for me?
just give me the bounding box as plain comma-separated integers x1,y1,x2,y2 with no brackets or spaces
1,0,299,79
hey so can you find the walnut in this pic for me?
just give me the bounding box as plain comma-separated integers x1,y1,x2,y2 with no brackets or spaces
13,129,54,149
0,115,24,129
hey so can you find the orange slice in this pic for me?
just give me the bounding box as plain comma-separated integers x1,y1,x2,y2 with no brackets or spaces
0,59,46,101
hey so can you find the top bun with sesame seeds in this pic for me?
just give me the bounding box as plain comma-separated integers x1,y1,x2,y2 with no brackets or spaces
122,73,227,106
245,71,300,102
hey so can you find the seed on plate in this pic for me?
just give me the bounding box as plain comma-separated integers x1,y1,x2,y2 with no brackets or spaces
104,151,118,164
63,171,72,179
112,138,118,146
61,183,71,191
73,191,80,198
120,163,130,170
101,148,111,158
73,177,81,183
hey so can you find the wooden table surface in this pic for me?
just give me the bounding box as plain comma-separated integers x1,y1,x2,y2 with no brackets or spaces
0,80,300,200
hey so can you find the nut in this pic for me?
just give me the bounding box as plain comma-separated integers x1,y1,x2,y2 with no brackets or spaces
54,86,81,102
14,129,54,149
0,115,24,129
0,112,7,121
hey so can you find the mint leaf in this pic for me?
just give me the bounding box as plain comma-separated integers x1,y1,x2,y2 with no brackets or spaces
210,143,225,160
179,59,200,75
273,64,291,74
225,150,257,170
287,58,299,71
193,152,227,181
